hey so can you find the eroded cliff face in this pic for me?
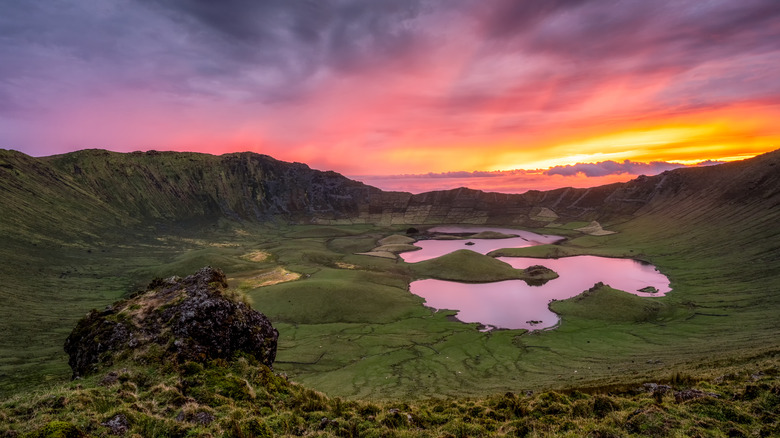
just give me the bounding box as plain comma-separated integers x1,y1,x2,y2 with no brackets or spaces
64,267,278,378
44,149,382,222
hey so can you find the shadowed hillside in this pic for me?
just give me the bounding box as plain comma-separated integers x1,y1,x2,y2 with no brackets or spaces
0,149,381,241
3,148,778,232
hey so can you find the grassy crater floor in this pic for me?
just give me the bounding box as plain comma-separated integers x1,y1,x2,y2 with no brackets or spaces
1,208,779,405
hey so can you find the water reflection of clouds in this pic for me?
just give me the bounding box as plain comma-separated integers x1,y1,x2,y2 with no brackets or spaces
411,256,671,331
501,256,671,298
413,279,560,331
400,226,562,264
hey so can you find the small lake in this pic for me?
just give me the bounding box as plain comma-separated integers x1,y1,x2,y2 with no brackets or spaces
405,227,671,331
399,226,563,263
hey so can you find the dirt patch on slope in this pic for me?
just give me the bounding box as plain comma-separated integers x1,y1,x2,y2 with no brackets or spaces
238,267,301,288
241,250,271,262
575,221,617,236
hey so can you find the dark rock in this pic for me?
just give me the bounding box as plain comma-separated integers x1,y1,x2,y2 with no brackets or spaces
589,282,605,292
99,371,119,387
643,382,672,403
525,265,555,277
101,414,129,436
522,265,559,286
64,267,278,378
175,410,216,426
195,411,215,425
674,389,719,403
642,383,671,393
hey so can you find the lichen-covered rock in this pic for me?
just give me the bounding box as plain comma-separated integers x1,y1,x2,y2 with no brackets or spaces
64,267,278,378
101,414,130,435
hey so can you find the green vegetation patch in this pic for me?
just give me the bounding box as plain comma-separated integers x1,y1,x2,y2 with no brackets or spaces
285,226,360,238
327,235,379,254
355,250,397,259
249,268,425,324
409,249,557,284
377,234,416,245
468,231,519,239
488,244,584,258
24,421,86,438
371,243,420,254
550,283,672,323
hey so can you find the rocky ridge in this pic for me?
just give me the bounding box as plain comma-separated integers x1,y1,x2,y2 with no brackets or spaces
64,267,278,378
1,149,778,235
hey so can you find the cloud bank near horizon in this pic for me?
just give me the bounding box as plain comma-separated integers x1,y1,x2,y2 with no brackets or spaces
545,160,685,177
1,0,779,177
356,159,724,193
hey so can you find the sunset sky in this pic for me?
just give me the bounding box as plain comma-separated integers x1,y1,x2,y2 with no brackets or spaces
1,1,779,193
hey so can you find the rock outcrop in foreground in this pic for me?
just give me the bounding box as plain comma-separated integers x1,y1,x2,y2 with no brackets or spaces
64,267,278,378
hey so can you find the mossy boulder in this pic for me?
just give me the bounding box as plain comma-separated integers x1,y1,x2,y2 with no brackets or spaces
64,267,278,378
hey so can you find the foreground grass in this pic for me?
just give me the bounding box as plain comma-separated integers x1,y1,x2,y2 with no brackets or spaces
2,354,778,437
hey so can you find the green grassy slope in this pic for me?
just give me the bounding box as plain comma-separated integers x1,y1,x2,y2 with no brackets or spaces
2,351,778,437
410,249,531,282
409,249,557,283
550,283,675,324
0,149,778,402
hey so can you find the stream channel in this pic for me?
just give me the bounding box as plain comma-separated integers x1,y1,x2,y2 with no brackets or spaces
402,226,671,331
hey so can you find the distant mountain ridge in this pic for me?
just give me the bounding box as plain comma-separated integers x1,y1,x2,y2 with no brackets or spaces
1,147,779,402
1,148,778,239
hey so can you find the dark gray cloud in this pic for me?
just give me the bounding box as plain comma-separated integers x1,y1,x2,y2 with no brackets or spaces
140,0,437,93
2,0,778,108
476,0,780,63
438,0,780,114
695,160,725,167
545,160,685,177
0,0,450,110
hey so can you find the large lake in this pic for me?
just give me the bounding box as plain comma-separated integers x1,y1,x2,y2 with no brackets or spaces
406,226,671,331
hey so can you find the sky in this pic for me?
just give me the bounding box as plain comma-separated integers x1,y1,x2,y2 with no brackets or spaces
1,0,779,193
